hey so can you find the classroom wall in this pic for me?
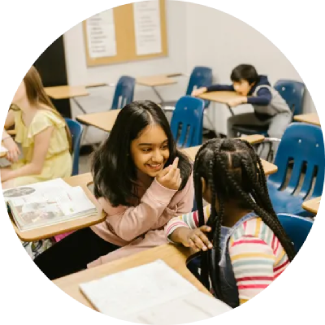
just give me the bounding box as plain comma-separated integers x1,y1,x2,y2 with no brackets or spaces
184,2,316,135
63,1,317,141
63,0,189,144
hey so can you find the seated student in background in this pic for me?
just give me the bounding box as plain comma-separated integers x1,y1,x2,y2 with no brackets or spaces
1,66,72,189
34,100,194,280
166,138,295,308
1,67,72,259
192,64,292,157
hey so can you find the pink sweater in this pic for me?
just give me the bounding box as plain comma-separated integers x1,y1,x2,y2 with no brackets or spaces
88,174,194,267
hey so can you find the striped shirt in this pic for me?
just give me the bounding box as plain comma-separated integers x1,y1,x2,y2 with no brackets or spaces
165,205,290,305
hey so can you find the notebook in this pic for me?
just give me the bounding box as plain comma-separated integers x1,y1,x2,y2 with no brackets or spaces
4,178,97,231
80,260,232,324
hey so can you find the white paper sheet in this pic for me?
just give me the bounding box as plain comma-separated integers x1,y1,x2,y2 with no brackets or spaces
133,1,162,55
125,291,232,324
80,260,232,324
80,260,197,318
86,9,117,58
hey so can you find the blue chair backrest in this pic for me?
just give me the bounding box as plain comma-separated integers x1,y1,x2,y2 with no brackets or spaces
277,213,313,252
170,96,205,148
111,76,135,110
65,118,83,176
274,79,305,116
186,66,212,108
269,123,324,198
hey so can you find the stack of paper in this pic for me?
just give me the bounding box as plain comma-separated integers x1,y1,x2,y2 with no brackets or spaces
80,260,232,324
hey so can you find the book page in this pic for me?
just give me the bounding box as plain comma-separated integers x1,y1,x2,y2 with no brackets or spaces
2,178,71,204
125,291,232,324
4,180,96,230
79,260,198,318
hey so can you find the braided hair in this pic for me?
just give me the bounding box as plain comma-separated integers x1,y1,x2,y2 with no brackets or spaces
193,138,296,301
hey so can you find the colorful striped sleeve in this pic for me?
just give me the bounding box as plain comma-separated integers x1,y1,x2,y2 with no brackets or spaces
229,235,276,305
165,204,211,240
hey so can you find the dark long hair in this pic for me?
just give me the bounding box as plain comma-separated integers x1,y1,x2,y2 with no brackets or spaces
92,100,192,207
193,138,296,300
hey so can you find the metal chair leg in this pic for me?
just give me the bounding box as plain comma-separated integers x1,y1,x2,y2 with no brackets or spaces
204,111,220,138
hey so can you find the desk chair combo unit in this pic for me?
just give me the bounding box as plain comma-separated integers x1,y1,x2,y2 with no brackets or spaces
162,67,220,137
77,76,135,143
267,122,324,217
232,80,306,161
170,96,205,148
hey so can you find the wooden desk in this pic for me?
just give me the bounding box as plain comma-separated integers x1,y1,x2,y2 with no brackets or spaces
44,86,89,100
294,113,320,127
45,85,100,115
54,244,210,309
137,75,177,87
12,173,106,242
198,91,242,116
302,196,321,214
85,82,108,88
181,144,278,176
76,109,121,133
137,74,180,102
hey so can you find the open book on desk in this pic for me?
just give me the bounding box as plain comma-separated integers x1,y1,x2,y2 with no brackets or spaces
3,178,97,231
80,259,232,324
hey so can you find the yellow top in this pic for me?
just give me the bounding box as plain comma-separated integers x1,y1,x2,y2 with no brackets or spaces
11,109,72,186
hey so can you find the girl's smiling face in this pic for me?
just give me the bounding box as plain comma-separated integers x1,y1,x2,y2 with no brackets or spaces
130,124,170,178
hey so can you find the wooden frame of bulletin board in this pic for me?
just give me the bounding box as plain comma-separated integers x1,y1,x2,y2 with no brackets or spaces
83,0,168,66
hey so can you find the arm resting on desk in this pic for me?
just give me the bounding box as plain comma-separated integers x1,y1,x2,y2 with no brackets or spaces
206,84,235,92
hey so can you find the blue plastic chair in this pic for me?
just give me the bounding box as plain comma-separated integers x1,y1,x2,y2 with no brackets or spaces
170,96,205,148
162,67,212,108
78,76,135,144
163,67,218,136
111,76,136,109
185,66,213,109
267,123,324,216
65,118,83,176
277,213,313,252
232,79,306,137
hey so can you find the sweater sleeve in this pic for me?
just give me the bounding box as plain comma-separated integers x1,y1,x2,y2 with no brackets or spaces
247,87,272,106
206,84,235,92
165,204,212,240
99,179,177,242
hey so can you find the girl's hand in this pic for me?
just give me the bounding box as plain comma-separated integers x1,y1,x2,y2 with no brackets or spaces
182,226,213,251
3,136,20,163
191,87,207,97
156,157,181,190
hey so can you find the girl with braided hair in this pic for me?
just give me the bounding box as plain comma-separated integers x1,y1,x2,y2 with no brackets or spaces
166,138,296,308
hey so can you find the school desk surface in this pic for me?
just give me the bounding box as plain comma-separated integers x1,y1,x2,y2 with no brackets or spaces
294,113,320,127
302,196,321,214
